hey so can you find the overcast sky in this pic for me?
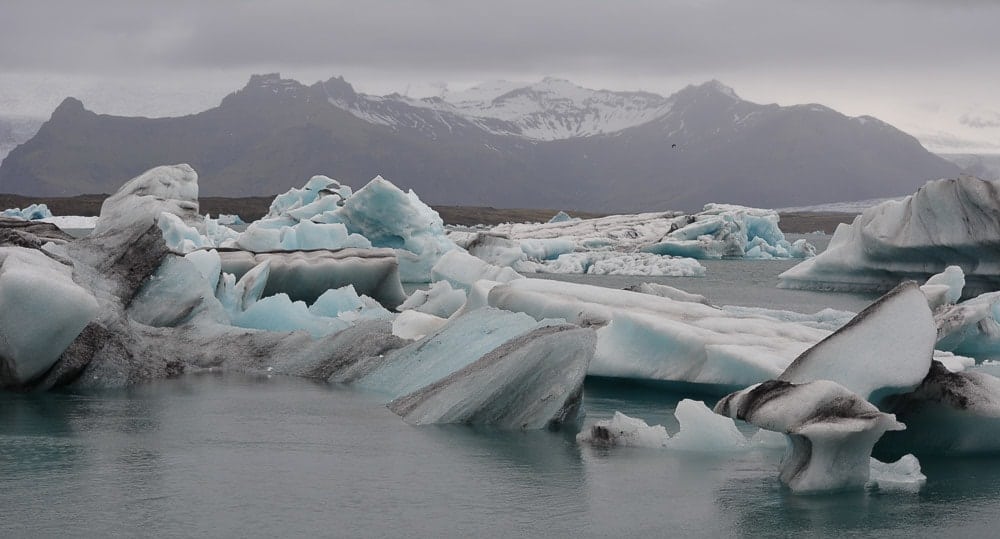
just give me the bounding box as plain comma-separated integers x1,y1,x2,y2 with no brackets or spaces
1,0,997,152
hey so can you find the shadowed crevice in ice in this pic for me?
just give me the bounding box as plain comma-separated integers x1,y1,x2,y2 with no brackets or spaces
715,379,905,492
388,324,594,430
217,248,407,309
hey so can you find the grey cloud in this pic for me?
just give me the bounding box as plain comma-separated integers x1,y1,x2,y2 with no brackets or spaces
2,0,999,80
960,112,1000,129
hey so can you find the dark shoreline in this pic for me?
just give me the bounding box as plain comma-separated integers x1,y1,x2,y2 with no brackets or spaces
0,193,857,232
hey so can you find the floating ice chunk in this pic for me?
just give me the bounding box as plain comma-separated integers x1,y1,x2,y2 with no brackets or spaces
38,215,98,229
398,280,467,318
235,220,372,252
392,310,448,340
519,238,576,261
779,177,1000,297
218,248,406,309
626,282,712,305
158,212,213,253
487,278,829,390
387,324,594,429
577,411,670,448
354,307,550,397
128,255,228,327
308,285,366,318
665,399,748,451
721,305,855,331
232,293,350,338
230,260,271,312
547,211,579,224
536,252,706,276
867,455,926,492
879,361,1000,456
266,175,352,218
1,203,52,221
0,247,100,386
431,250,523,292
935,291,1000,358
579,401,749,451
642,204,814,260
779,282,936,403
214,214,245,226
331,176,457,282
92,164,200,237
715,379,905,492
921,265,966,310
184,249,222,291
466,233,528,268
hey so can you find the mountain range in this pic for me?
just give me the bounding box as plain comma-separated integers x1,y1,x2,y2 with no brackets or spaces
0,74,960,212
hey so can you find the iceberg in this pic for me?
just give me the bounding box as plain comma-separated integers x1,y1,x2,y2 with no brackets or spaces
778,282,936,403
397,280,467,318
485,278,830,390
535,251,705,277
445,202,809,278
715,379,905,492
0,246,100,386
387,323,594,429
1,203,53,221
779,176,1000,297
878,361,1000,456
430,250,523,292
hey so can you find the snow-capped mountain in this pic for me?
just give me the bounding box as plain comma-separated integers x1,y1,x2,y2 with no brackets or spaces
326,76,678,140
0,73,960,211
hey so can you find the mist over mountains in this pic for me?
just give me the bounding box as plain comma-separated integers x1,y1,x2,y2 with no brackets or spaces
0,74,959,212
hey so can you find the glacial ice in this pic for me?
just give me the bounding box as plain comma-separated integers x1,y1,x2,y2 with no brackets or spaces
715,379,905,492
397,280,467,318
430,250,523,292
577,411,671,448
452,202,812,278
391,310,448,340
778,282,936,403
218,248,407,309
388,323,594,429
485,278,829,389
578,401,749,451
536,251,706,277
353,307,555,397
867,455,926,492
1,203,52,221
0,246,100,386
626,282,712,306
779,176,1000,297
879,361,1000,456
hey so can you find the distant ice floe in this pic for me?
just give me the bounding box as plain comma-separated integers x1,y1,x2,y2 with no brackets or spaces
0,164,591,432
474,203,814,278
779,176,1000,297
1,203,52,221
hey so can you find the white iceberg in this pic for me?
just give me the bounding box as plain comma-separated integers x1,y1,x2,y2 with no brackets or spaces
397,280,467,318
779,282,936,403
1,203,52,221
485,278,830,390
715,379,905,492
779,176,1000,297
0,246,100,386
388,323,594,429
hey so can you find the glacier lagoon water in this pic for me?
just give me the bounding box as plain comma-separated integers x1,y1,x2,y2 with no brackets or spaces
5,235,1000,537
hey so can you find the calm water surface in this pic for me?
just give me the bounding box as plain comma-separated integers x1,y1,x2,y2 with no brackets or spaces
4,235,998,538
